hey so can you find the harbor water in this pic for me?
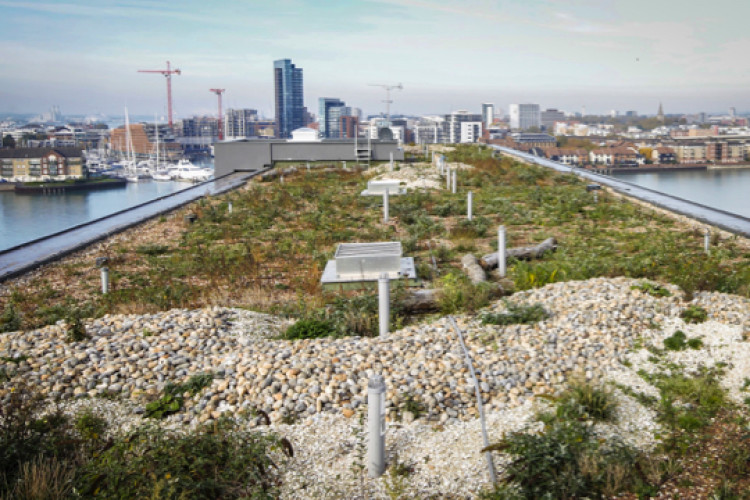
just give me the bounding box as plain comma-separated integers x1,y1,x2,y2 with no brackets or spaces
610,167,750,219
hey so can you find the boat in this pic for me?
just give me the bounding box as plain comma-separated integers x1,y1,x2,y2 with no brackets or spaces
169,158,213,182
121,108,151,182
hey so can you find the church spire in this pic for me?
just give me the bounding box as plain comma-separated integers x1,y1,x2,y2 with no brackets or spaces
657,102,664,122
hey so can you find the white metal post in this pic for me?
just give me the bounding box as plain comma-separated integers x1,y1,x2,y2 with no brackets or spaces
446,169,451,190
383,188,389,223
228,201,233,214
390,152,394,171
704,228,710,254
378,272,390,337
468,191,473,221
368,374,386,477
593,191,598,204
452,169,457,194
101,267,109,295
498,226,506,278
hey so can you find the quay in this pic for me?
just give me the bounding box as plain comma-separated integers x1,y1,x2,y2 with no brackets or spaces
0,171,260,282
492,145,750,239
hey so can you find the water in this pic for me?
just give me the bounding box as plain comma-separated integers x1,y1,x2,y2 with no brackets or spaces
610,168,750,218
0,181,191,251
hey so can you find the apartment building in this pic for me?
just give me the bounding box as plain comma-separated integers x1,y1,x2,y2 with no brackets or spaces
0,147,85,180
443,110,482,143
509,103,540,130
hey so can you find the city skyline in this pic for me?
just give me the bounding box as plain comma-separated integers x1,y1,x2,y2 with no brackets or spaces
1,0,749,119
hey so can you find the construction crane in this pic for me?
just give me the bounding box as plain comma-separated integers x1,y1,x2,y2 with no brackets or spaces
209,88,225,140
368,83,403,122
138,61,181,129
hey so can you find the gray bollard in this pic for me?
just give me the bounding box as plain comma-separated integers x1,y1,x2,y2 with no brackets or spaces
368,374,386,478
498,226,506,277
378,272,390,336
228,201,233,214
468,191,473,221
704,228,710,254
383,188,390,223
452,169,457,194
101,267,109,295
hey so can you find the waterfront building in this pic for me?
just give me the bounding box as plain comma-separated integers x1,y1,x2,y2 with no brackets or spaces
274,59,305,138
0,147,84,181
509,104,541,130
110,123,181,160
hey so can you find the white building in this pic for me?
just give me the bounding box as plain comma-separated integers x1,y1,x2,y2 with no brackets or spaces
414,116,446,144
509,103,541,130
481,103,494,129
444,110,482,143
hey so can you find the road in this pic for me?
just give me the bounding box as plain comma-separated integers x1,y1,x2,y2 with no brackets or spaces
491,146,750,238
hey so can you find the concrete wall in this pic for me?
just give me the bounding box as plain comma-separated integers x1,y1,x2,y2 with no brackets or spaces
214,139,404,177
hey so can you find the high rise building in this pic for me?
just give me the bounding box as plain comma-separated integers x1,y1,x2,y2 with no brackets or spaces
481,103,495,129
509,104,541,130
274,59,305,138
318,98,344,138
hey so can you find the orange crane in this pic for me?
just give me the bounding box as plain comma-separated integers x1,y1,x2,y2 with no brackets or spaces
138,61,181,129
209,88,225,140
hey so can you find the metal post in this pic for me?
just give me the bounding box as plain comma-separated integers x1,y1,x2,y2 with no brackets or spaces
468,191,473,221
446,169,451,190
498,226,506,277
593,191,598,204
343,161,347,170
383,188,389,223
704,228,710,254
306,162,310,170
390,152,394,171
368,374,386,478
279,175,284,184
452,169,457,194
101,267,109,295
227,201,233,214
378,273,390,337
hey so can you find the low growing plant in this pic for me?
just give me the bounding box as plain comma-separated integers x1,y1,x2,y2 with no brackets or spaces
481,302,549,326
680,305,708,324
631,281,672,297
283,318,337,340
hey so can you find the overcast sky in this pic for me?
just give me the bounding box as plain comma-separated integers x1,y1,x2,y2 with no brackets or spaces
1,0,748,119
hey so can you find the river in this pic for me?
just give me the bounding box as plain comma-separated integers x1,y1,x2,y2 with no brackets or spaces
610,167,750,218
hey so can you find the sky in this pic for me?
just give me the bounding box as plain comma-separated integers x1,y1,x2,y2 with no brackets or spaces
1,0,748,119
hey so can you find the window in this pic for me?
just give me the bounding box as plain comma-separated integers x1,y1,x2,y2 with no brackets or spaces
1,162,13,177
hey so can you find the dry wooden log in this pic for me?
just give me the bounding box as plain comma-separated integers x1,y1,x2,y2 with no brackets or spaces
461,254,488,284
401,289,441,312
481,237,557,269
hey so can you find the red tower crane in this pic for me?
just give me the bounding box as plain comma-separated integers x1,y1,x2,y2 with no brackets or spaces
138,61,181,129
209,88,225,140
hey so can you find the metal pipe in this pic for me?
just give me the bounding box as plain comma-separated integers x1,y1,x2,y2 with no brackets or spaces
448,317,497,485
383,188,389,223
468,191,473,221
378,272,390,336
452,169,457,194
100,267,109,294
227,201,233,214
368,374,386,477
704,228,710,254
498,226,506,277
446,169,451,190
